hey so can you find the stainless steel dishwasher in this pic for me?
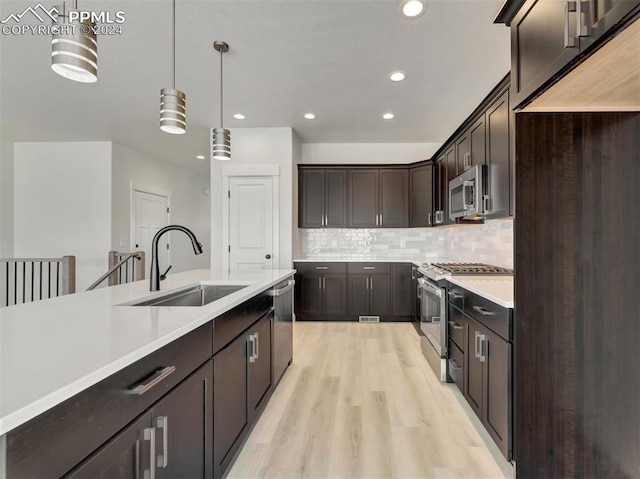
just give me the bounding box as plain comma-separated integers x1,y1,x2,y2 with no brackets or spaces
268,277,295,384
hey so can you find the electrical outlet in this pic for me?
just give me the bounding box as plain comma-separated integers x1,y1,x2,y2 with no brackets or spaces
400,240,406,248
332,240,338,247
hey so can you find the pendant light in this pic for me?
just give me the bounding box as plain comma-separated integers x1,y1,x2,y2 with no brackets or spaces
160,0,186,135
211,41,231,161
51,0,98,83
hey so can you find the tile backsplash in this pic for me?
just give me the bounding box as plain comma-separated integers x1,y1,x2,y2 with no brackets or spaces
298,219,514,269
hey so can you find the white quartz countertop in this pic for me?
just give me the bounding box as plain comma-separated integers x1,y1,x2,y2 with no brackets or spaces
0,268,295,436
447,276,514,308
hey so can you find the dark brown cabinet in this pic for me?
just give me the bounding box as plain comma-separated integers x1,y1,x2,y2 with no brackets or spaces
348,274,391,316
433,156,447,225
409,164,434,227
456,117,486,173
214,312,273,478
509,0,640,107
70,362,213,479
295,263,347,320
485,89,511,218
299,169,347,228
391,263,413,317
348,169,409,228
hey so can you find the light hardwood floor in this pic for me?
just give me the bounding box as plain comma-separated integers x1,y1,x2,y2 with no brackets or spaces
227,322,508,479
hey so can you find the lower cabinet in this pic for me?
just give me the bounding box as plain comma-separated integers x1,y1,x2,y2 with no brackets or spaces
69,362,214,479
295,263,347,320
447,286,512,460
214,311,273,479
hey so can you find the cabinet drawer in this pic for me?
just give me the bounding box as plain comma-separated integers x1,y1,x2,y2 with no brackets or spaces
213,290,273,353
348,262,391,274
448,339,464,394
294,262,346,274
447,284,465,311
465,293,511,341
447,305,466,352
7,322,213,479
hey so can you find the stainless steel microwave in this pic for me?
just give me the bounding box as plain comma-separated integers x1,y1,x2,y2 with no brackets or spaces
449,165,488,220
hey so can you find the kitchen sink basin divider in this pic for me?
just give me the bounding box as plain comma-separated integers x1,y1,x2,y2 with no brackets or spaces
0,255,76,307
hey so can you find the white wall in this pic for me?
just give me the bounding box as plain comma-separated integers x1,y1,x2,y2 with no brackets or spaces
0,137,14,258
13,142,112,291
111,142,210,275
211,127,295,270
292,131,302,260
301,142,442,164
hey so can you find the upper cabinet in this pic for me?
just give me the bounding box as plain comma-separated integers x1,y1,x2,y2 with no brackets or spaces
299,168,347,228
508,0,640,108
409,164,434,227
349,168,409,228
456,117,486,173
485,90,512,218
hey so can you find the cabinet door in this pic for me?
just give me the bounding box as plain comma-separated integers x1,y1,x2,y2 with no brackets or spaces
348,274,369,316
456,134,470,173
248,313,273,421
391,263,413,316
486,90,511,218
379,169,409,227
325,170,347,227
67,412,152,479
323,274,347,316
469,117,486,168
511,0,580,107
297,274,323,317
409,165,433,227
348,169,378,227
299,170,325,228
444,146,457,225
213,335,249,478
154,362,213,479
369,274,391,316
435,157,448,225
465,319,484,419
483,327,511,460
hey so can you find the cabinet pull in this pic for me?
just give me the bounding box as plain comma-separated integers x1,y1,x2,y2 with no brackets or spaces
483,195,490,214
564,1,577,48
448,320,463,330
428,212,432,225
129,366,176,395
380,214,383,225
156,416,169,468
248,334,256,363
144,427,156,479
375,214,379,226
318,277,322,289
576,0,588,37
315,266,328,270
479,334,487,363
254,332,259,360
474,331,481,359
472,305,495,316
323,277,326,289
363,266,376,270
448,291,463,300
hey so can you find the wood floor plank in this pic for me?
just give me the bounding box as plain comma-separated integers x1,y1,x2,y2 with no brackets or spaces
227,322,509,479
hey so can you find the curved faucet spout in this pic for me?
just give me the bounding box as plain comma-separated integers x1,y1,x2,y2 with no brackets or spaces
150,225,203,291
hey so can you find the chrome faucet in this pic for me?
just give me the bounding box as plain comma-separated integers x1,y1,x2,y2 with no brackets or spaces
150,225,203,291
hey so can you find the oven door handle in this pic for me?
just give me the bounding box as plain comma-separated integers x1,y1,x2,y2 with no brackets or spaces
418,278,441,297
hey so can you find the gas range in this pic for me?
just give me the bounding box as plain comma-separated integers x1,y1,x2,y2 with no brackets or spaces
417,262,513,281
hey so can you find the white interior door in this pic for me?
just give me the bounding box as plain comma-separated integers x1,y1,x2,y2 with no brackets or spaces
228,177,274,271
132,190,170,275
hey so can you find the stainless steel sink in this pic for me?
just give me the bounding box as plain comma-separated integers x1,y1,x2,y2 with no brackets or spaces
126,284,248,307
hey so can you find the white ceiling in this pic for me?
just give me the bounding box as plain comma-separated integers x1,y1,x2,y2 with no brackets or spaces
0,0,510,174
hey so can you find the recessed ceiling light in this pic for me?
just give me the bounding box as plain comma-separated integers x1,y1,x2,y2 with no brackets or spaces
400,0,426,19
304,113,316,120
383,113,395,120
196,155,205,160
389,71,407,82
233,113,246,120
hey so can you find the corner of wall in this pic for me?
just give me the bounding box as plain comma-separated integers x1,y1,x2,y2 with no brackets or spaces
0,137,15,257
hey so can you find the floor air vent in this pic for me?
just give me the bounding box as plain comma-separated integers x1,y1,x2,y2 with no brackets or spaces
359,316,380,323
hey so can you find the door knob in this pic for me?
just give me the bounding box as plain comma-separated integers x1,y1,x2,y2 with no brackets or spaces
265,254,271,259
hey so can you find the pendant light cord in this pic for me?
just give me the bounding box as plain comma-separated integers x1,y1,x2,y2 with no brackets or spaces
219,49,224,129
172,0,176,88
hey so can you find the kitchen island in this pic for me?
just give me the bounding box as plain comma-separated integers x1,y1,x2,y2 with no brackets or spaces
0,268,295,478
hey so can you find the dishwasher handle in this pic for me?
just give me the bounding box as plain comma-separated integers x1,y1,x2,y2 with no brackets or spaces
266,279,295,297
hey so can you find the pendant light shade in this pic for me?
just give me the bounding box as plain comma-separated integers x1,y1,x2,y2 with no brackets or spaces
160,0,186,134
211,41,231,161
51,2,98,83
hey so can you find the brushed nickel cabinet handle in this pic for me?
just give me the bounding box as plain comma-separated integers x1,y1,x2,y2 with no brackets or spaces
363,266,376,270
144,427,156,479
576,0,588,37
254,332,259,360
472,305,495,316
156,416,169,468
315,266,329,270
564,1,577,48
129,366,176,395
448,321,463,330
